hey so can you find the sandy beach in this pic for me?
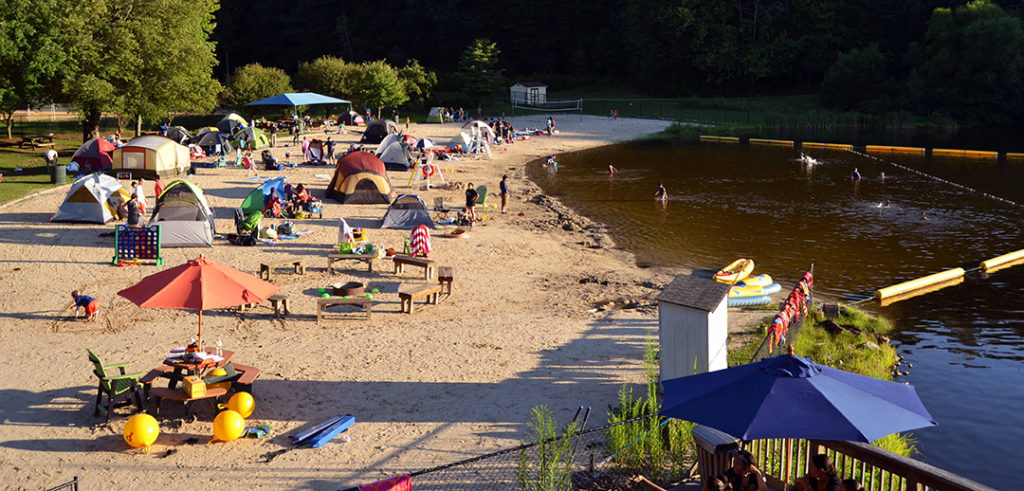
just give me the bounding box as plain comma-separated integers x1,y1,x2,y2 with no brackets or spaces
0,115,731,489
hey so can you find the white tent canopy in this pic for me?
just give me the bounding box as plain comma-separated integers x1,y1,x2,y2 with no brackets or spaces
51,174,130,223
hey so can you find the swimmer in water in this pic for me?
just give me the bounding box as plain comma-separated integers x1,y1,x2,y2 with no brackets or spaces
609,163,618,175
880,171,885,180
851,168,862,180
655,183,667,201
921,211,929,220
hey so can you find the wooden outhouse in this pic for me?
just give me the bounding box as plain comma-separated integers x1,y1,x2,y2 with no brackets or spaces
656,275,731,383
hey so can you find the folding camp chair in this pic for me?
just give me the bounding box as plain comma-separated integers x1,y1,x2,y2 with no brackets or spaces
433,197,451,221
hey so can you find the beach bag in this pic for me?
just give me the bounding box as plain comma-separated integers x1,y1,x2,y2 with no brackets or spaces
277,221,294,236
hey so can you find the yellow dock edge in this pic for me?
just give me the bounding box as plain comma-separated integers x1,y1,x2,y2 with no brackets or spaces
802,142,853,150
874,267,966,300
1006,153,1024,159
980,249,1024,273
749,138,794,146
865,145,926,154
932,148,998,158
699,135,741,143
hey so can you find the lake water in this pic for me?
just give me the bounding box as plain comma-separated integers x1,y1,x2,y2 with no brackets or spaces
529,141,1024,489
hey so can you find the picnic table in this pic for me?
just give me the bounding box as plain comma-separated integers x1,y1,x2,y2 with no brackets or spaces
141,348,262,418
20,135,55,149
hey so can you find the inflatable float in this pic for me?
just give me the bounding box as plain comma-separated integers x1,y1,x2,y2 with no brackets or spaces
714,258,754,284
729,282,781,298
728,295,772,307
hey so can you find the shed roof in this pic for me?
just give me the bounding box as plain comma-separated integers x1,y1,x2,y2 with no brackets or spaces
513,81,547,87
657,275,731,312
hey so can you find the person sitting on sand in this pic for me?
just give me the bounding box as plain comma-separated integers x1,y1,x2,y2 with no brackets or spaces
719,450,766,491
263,190,283,218
794,454,841,491
72,290,100,322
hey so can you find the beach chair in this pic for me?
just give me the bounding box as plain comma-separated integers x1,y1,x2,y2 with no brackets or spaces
475,185,488,207
87,349,144,422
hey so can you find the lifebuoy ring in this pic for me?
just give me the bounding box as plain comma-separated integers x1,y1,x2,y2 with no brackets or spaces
422,164,435,177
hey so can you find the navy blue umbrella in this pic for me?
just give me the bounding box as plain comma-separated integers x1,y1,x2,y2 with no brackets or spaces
660,354,936,442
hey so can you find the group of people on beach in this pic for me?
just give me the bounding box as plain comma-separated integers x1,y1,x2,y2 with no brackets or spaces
115,178,159,227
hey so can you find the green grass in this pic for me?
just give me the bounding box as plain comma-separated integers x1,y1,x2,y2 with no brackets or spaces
727,315,774,367
793,306,897,381
0,135,85,204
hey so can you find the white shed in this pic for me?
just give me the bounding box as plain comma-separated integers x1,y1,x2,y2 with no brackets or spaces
509,82,547,105
656,275,731,383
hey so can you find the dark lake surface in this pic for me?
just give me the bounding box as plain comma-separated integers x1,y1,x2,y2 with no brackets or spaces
529,141,1024,489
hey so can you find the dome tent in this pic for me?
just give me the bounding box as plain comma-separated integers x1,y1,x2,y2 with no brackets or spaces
380,194,435,229
165,126,194,145
377,141,414,171
338,111,365,126
326,151,392,204
110,135,189,179
148,180,216,247
360,119,399,144
51,173,130,223
71,138,116,173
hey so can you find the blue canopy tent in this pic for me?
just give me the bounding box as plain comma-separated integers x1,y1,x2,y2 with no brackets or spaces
244,92,351,109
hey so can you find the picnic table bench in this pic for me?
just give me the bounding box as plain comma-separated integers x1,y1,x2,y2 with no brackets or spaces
317,296,373,323
398,282,442,314
438,266,453,298
20,135,55,149
237,293,290,317
259,258,305,281
149,386,229,418
393,255,436,280
327,253,378,274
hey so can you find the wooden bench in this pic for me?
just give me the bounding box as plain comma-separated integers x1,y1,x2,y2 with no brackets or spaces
230,363,261,393
327,253,377,274
238,293,290,317
398,282,443,314
393,255,436,280
438,266,453,298
149,386,228,418
317,296,372,324
259,258,305,281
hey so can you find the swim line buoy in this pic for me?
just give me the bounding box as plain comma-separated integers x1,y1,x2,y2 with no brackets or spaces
422,164,435,177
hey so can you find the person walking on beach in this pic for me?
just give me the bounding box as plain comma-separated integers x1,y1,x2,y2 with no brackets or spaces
499,175,510,214
126,193,142,227
546,116,555,135
292,123,300,145
134,179,147,215
301,136,310,161
153,177,164,201
655,183,667,201
269,122,278,147
326,136,336,162
465,183,479,223
71,290,100,322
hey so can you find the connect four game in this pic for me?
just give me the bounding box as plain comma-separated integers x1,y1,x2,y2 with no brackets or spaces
112,225,164,265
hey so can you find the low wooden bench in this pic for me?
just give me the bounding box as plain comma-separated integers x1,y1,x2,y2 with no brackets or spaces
393,255,436,280
238,293,290,317
140,365,176,400
149,386,228,418
438,266,453,298
398,282,443,314
259,258,305,281
317,296,372,324
327,253,377,274
230,363,261,393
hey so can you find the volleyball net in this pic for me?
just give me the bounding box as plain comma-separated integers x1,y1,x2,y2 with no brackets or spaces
511,98,583,119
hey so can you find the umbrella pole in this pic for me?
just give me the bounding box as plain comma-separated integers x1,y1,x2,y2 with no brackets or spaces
198,309,203,350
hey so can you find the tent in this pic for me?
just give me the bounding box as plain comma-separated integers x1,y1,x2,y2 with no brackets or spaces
306,139,326,162
338,111,365,126
381,194,436,229
426,107,446,123
232,126,269,150
360,119,399,144
51,173,130,223
375,133,401,154
165,126,193,145
71,138,116,173
194,127,233,155
216,113,248,134
111,135,190,179
448,131,472,152
245,92,350,108
378,141,415,171
148,180,216,247
240,177,287,216
326,151,393,204
463,120,496,141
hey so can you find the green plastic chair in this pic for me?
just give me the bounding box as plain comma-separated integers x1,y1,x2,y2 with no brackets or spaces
475,185,488,207
87,349,144,422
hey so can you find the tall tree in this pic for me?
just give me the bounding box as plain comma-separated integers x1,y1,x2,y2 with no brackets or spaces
352,60,407,118
398,59,438,107
223,63,293,107
294,56,357,99
456,39,504,110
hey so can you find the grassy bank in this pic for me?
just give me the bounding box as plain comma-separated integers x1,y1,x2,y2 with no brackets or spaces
0,135,84,204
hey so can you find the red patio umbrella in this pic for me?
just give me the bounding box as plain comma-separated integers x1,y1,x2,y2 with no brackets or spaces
118,256,280,347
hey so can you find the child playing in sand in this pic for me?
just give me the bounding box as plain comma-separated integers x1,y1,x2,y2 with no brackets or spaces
71,290,99,322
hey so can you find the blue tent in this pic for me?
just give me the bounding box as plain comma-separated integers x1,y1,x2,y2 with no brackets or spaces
244,92,350,107
661,354,936,442
240,177,288,215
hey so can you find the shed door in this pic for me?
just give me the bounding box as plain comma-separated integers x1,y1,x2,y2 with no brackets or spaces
529,88,539,105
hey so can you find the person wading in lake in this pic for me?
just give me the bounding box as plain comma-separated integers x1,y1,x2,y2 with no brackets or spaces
655,183,667,201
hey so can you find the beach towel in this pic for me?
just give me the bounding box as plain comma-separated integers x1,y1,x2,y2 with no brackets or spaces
338,218,354,244
410,224,431,257
358,475,411,491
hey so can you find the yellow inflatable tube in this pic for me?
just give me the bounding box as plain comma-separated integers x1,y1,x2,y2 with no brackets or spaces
874,267,965,301
865,145,926,155
802,142,853,150
699,135,740,143
749,138,794,146
980,248,1024,273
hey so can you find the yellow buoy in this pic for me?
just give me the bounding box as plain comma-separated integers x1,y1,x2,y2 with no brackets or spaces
123,413,160,453
865,145,926,155
749,138,794,146
980,248,1024,273
932,148,998,158
802,142,853,150
874,268,965,301
878,277,964,307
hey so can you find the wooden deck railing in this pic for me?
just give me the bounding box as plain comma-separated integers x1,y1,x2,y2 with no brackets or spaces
694,426,995,491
